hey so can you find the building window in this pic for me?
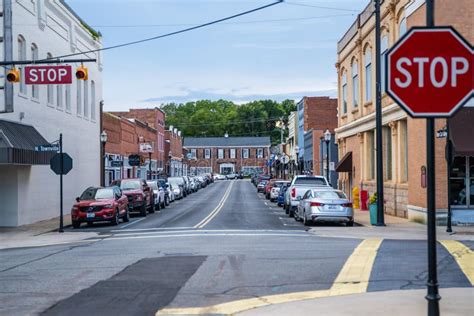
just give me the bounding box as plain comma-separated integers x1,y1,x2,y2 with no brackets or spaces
47,53,54,104
257,148,264,159
399,16,407,38
381,35,389,93
190,149,197,159
364,48,372,103
65,85,71,112
342,73,347,114
205,148,211,159
367,130,375,180
76,80,82,116
230,148,236,159
31,44,39,99
399,120,408,182
57,85,63,109
83,80,89,118
242,148,249,159
218,149,224,159
383,126,392,181
352,60,359,108
18,36,27,95
91,80,96,121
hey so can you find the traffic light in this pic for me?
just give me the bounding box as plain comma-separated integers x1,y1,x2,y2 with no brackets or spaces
139,156,145,166
75,65,88,80
6,67,20,83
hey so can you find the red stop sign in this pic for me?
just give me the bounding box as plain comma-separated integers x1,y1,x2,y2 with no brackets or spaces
387,27,473,118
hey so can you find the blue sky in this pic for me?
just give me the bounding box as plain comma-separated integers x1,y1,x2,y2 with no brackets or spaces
67,0,368,111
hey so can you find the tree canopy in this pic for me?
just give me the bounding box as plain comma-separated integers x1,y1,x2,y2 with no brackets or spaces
160,99,296,145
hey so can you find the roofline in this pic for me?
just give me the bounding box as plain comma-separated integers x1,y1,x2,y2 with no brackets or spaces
59,0,100,39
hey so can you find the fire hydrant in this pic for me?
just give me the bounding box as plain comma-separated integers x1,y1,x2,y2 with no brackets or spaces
352,186,360,209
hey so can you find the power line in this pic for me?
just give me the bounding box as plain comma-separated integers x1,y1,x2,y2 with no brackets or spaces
40,0,284,61
284,1,360,12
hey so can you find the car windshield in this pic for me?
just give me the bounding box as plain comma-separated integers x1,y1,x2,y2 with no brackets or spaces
294,177,327,186
168,178,182,185
147,181,158,190
80,188,114,200
313,190,347,199
120,180,141,190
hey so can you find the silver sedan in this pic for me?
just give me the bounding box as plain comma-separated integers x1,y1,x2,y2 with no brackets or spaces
295,189,354,226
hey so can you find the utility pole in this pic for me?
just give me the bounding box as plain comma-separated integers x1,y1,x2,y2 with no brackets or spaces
2,0,14,113
374,0,385,226
59,133,64,233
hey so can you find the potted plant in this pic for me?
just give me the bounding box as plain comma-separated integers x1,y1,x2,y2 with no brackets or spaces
369,192,378,225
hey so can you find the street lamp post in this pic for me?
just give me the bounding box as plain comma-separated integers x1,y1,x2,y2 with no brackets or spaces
324,129,331,185
167,152,172,177
100,131,108,186
295,146,300,175
148,152,152,180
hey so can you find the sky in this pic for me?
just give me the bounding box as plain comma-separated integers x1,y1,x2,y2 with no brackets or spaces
66,0,369,111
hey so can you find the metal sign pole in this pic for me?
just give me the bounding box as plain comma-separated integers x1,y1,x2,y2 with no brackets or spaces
426,1,440,315
59,133,64,233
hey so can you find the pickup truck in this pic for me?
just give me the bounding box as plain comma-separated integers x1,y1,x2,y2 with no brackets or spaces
284,175,330,217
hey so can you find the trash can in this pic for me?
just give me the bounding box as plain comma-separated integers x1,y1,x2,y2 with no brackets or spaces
369,203,377,225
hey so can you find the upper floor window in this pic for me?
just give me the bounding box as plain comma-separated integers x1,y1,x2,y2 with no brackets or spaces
190,149,197,159
352,60,359,108
342,73,348,114
230,148,236,159
381,35,389,93
257,148,264,159
76,80,82,116
218,148,224,159
46,53,54,104
57,85,63,109
83,80,89,118
364,48,372,103
91,80,96,121
18,36,27,95
242,148,249,159
31,44,39,99
205,148,211,159
65,85,71,112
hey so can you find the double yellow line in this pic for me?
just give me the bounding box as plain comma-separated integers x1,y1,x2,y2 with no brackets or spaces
193,181,234,229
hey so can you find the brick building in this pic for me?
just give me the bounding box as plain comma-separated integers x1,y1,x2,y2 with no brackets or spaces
296,96,338,178
165,126,185,176
102,112,160,184
110,108,166,171
334,0,474,223
183,136,271,175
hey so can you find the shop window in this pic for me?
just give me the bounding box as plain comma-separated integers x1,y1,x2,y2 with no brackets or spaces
364,48,372,103
352,60,359,108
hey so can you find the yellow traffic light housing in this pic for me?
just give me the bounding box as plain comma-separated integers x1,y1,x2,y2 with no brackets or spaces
75,65,88,80
139,156,145,166
6,67,20,83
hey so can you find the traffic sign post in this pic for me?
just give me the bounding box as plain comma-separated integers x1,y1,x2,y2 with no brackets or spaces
386,2,473,315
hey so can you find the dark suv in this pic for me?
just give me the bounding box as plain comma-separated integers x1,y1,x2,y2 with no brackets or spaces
111,179,154,216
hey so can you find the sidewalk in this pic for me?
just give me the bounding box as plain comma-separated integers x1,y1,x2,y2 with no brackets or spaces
309,209,474,240
237,288,474,316
0,215,98,250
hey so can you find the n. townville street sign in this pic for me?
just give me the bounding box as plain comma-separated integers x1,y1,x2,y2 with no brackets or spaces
386,27,473,118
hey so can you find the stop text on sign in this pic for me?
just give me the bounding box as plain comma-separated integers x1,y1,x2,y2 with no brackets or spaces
387,27,474,118
25,65,72,85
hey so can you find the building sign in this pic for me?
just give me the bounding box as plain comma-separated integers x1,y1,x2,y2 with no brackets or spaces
25,65,73,85
139,142,153,153
111,161,123,167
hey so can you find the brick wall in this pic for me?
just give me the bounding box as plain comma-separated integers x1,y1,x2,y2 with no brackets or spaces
303,97,338,132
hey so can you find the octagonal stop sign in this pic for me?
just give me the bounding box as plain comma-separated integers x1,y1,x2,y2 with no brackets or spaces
387,27,474,117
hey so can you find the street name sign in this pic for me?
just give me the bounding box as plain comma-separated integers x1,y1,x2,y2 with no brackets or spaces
35,144,60,152
128,154,141,166
386,27,473,118
25,65,73,85
50,153,73,175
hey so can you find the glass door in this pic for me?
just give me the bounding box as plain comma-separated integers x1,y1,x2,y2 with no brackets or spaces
450,157,467,208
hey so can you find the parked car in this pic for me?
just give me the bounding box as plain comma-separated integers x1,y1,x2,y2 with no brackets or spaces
157,178,173,205
265,179,284,199
167,177,185,199
295,188,353,226
226,173,239,180
214,173,226,180
111,179,154,216
277,183,290,207
257,180,268,193
284,175,330,217
147,180,166,210
270,180,291,202
71,186,129,228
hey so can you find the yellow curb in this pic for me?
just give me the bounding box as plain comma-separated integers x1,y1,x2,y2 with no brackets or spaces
439,240,474,285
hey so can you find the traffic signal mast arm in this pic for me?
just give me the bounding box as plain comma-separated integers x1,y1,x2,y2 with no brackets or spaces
0,58,96,66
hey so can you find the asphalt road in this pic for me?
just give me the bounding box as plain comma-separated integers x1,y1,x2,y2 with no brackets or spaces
1,180,472,316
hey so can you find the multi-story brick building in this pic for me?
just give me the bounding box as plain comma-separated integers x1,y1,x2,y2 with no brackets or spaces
296,96,338,177
183,136,271,175
165,126,185,176
102,112,160,184
110,108,166,171
335,0,473,223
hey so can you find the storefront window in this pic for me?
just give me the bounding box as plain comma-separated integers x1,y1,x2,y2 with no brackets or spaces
451,157,466,177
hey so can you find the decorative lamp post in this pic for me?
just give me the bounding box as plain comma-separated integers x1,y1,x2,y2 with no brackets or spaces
167,152,172,177
324,129,331,185
100,130,108,186
295,146,300,175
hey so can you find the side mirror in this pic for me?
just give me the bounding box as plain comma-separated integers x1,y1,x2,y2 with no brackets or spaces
75,197,80,203
296,196,302,201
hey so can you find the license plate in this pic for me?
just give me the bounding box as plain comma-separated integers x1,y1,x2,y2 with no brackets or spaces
87,213,95,219
327,205,339,210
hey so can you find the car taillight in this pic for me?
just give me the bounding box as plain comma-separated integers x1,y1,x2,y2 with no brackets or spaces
291,188,296,198
310,202,324,207
342,203,353,207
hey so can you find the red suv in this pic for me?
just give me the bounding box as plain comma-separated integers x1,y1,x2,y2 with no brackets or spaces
71,186,129,228
112,179,154,216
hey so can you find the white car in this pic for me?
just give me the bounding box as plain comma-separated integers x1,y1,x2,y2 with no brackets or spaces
147,181,166,210
213,174,226,180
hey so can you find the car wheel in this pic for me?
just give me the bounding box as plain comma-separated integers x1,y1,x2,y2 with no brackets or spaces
161,199,166,209
285,204,289,214
155,200,160,211
149,201,155,214
111,209,120,226
288,208,294,218
123,209,130,222
165,196,170,206
346,220,354,227
140,204,147,217
87,222,94,227
303,212,311,226
72,221,81,229
294,210,299,221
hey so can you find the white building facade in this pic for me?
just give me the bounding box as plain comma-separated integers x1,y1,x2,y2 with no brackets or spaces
0,0,103,226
